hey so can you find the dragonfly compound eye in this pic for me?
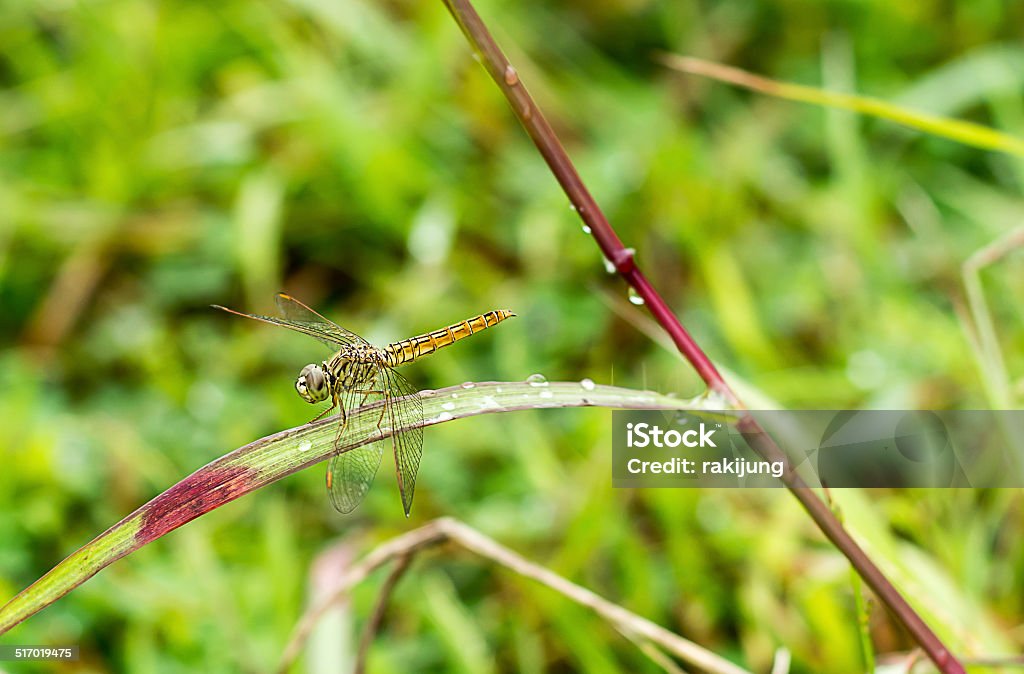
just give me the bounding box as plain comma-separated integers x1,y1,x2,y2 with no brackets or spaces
296,364,329,404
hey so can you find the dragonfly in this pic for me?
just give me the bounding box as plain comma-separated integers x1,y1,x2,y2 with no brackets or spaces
214,293,515,516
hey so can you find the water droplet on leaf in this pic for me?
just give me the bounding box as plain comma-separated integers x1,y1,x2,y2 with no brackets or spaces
526,373,549,387
478,396,500,410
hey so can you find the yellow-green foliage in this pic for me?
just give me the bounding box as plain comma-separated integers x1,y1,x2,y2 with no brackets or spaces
1,0,1022,671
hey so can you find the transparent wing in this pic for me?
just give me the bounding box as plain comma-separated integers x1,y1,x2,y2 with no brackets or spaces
326,378,387,513
325,364,424,516
380,364,424,517
212,293,368,350
274,294,371,347
327,443,385,513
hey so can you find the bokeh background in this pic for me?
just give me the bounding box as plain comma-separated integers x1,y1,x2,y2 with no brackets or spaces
2,0,1023,671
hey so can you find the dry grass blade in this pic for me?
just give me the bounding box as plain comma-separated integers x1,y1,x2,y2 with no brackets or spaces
961,226,1024,408
353,553,413,674
278,518,752,674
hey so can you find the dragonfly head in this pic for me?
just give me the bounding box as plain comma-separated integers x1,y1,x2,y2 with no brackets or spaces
296,363,330,404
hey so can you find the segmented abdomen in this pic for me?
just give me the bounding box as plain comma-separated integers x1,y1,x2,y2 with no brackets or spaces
383,310,515,366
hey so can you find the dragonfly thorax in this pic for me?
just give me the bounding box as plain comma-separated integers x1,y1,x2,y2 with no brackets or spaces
327,348,379,389
295,363,332,404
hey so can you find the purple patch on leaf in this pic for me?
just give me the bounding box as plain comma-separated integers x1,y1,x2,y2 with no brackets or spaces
137,464,260,546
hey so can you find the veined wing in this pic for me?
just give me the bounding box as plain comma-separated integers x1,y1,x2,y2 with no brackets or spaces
326,428,386,515
326,364,424,516
326,383,384,513
380,364,424,517
212,293,369,349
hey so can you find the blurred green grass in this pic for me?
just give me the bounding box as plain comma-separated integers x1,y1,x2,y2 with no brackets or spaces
1,0,1023,671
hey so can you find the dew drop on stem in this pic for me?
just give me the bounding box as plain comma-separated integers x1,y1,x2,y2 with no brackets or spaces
478,396,500,410
701,390,733,411
504,65,519,86
628,288,645,305
526,373,549,387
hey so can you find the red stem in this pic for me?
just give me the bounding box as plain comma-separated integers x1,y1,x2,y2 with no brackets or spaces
438,1,965,672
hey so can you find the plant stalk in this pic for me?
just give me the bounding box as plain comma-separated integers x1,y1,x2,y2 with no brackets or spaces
437,1,965,671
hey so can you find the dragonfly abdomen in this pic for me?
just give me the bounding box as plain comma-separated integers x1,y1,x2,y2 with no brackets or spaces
384,310,515,366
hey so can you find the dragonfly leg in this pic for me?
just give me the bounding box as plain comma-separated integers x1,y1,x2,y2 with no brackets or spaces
310,397,338,423
353,388,382,404
335,393,346,433
330,393,348,451
353,388,386,436
337,401,354,448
